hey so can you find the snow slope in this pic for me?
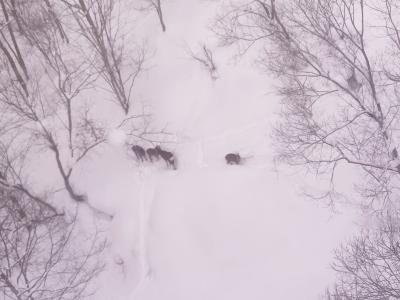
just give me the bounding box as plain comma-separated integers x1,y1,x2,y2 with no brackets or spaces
85,149,357,300
77,1,360,299
130,169,357,300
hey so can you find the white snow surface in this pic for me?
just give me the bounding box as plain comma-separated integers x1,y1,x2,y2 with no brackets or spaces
74,1,361,299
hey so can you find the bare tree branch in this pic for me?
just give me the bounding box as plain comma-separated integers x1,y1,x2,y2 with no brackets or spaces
186,43,219,80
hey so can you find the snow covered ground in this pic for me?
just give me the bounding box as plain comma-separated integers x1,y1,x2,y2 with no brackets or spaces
75,1,361,299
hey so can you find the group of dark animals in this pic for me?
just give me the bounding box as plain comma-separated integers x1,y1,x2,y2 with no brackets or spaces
131,145,176,169
132,145,243,168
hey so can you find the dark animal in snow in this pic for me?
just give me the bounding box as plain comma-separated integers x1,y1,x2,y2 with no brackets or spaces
146,148,159,162
225,153,241,165
131,145,146,162
392,148,399,160
155,146,176,169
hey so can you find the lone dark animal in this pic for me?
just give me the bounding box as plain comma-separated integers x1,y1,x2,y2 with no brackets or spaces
392,148,399,160
147,148,159,162
225,153,241,165
131,145,146,162
155,146,176,169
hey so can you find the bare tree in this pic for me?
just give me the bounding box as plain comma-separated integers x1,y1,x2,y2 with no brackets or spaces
0,187,105,300
139,0,167,32
0,0,28,95
60,0,146,114
0,20,106,211
0,0,155,296
186,43,219,80
322,212,400,299
214,0,400,210
214,1,400,298
0,142,105,300
0,0,151,218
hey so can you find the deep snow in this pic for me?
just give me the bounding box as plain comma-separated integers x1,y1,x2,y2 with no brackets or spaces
73,1,361,299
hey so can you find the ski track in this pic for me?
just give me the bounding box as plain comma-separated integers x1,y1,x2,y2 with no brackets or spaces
130,167,156,297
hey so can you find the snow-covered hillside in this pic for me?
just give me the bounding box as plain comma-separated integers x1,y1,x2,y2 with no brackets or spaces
74,1,360,299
